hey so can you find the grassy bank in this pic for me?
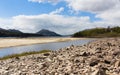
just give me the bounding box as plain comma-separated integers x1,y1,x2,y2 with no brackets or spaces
0,50,51,60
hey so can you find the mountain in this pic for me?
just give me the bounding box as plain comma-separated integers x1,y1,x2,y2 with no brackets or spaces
0,28,61,37
0,28,43,37
37,29,61,36
0,28,5,30
8,29,22,33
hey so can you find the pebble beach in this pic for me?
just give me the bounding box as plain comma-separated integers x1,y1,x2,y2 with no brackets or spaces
0,38,120,75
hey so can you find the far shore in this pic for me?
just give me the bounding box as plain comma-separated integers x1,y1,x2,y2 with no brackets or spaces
0,37,86,48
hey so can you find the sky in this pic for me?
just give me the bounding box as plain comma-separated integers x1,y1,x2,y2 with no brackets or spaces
0,0,120,35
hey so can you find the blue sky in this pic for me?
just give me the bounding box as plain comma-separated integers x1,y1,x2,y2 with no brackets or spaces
0,0,57,17
0,0,94,19
0,0,120,34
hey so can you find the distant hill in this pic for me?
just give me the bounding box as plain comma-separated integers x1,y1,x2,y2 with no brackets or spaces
8,29,22,33
73,26,120,38
37,29,61,36
0,28,43,37
0,28,5,31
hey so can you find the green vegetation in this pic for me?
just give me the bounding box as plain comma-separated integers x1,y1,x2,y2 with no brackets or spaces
73,26,120,37
0,50,51,60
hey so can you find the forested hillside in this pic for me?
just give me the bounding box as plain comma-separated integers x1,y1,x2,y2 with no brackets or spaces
73,26,120,37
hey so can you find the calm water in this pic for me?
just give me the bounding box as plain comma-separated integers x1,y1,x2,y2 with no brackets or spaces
0,39,94,57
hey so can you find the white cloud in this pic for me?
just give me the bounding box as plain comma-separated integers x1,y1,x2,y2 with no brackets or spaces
28,0,120,22
12,13,120,35
28,0,119,13
66,0,118,13
50,7,64,15
0,13,120,35
65,0,120,25
12,14,92,34
0,18,13,29
96,5,120,22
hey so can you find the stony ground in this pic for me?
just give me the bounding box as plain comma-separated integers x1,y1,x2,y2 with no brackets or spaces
0,38,120,75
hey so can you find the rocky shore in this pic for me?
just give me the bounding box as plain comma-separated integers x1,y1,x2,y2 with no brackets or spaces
0,38,120,75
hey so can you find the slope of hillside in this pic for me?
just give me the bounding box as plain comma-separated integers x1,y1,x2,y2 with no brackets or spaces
73,26,120,37
37,29,61,36
0,28,43,37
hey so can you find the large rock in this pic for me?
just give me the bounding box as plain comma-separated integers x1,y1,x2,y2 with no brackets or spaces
91,68,107,75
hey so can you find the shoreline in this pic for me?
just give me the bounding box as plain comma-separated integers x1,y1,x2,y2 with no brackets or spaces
0,38,120,75
0,37,86,49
